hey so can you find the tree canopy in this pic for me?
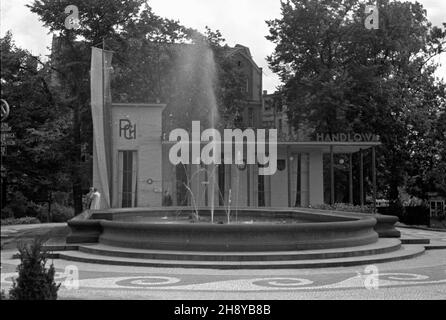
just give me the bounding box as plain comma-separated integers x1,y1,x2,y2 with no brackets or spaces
266,0,446,201
2,0,247,215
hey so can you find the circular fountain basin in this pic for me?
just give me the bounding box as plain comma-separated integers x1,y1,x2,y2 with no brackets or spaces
73,207,380,252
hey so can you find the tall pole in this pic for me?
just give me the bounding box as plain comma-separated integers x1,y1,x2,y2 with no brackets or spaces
349,153,353,204
372,146,377,213
102,38,105,105
359,148,364,207
102,38,108,204
287,146,292,207
330,145,334,205
247,162,250,207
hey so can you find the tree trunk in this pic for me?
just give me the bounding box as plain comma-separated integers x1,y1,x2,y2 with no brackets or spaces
388,153,401,205
72,103,83,214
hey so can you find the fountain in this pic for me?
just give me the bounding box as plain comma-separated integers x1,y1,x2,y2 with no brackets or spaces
56,43,425,269
60,205,424,269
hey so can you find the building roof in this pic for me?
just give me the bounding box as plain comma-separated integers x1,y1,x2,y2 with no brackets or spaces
224,44,262,73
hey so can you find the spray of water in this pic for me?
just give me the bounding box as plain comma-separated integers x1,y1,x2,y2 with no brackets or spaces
201,47,218,224
173,43,220,223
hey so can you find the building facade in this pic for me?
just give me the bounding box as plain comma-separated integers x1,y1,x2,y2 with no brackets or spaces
91,45,380,210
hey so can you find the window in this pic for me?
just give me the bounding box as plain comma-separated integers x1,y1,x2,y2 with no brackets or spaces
277,159,286,171
218,164,225,206
118,151,137,208
248,108,254,127
239,76,249,94
429,200,445,217
258,164,265,207
176,164,188,206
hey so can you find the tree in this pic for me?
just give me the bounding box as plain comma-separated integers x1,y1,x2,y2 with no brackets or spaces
266,0,446,202
1,32,69,217
28,0,196,213
27,1,247,212
9,239,60,300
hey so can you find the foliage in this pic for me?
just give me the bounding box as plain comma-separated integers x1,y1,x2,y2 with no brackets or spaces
1,32,70,213
311,203,374,213
49,203,75,222
9,239,60,300
266,0,446,202
1,191,42,219
22,0,246,214
1,217,41,226
405,111,446,198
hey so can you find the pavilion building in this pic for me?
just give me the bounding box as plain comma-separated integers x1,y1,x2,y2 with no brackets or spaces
90,44,380,210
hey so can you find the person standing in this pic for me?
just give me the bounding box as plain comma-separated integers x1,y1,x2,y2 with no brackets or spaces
90,188,101,210
163,189,173,206
86,187,94,210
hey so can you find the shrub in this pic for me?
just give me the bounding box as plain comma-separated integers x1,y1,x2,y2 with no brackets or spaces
1,290,7,300
1,206,14,219
52,192,70,206
403,206,430,226
311,203,373,213
2,191,41,219
50,203,74,222
9,239,60,300
1,217,41,226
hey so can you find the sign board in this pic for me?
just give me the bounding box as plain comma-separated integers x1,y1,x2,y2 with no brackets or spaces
0,122,16,155
315,133,380,143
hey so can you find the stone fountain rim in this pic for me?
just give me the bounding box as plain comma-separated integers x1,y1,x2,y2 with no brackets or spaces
73,206,380,230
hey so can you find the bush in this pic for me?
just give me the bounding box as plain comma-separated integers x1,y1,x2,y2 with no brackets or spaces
9,239,60,300
1,206,14,219
49,203,74,222
403,206,430,226
52,192,70,206
311,203,374,213
1,191,41,219
1,290,7,300
1,216,41,225
378,205,431,226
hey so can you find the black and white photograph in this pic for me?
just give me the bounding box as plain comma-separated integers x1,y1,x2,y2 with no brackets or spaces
1,0,445,306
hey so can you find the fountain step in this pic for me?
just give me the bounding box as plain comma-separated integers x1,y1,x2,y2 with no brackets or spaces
74,239,402,261
55,244,425,269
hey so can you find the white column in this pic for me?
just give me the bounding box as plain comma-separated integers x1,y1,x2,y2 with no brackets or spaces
309,150,324,206
300,153,309,207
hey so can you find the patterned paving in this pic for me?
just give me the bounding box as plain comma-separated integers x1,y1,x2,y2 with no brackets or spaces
1,226,445,299
2,252,445,293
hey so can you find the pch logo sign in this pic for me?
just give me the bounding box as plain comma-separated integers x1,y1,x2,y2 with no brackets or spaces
119,119,137,140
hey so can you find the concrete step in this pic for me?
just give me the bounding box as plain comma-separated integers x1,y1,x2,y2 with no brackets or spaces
75,239,402,262
401,238,430,244
424,241,446,250
55,245,425,269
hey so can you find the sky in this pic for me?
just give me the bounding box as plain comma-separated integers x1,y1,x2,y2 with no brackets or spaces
1,0,445,93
